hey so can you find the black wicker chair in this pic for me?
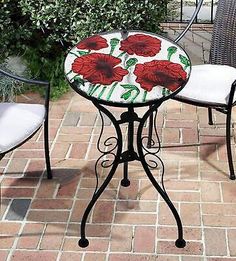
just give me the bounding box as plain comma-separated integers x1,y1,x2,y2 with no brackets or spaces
173,0,236,180
0,68,52,179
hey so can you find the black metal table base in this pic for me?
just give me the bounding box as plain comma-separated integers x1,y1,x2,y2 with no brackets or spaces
78,101,186,249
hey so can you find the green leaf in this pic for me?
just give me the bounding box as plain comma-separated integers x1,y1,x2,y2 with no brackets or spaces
167,46,177,61
142,90,147,102
120,84,140,103
179,54,190,69
73,79,83,88
73,75,85,85
120,84,137,91
125,58,138,69
110,38,120,55
162,87,171,97
78,50,89,56
107,82,118,101
98,86,106,99
69,52,79,57
89,84,101,96
121,90,132,100
88,84,94,94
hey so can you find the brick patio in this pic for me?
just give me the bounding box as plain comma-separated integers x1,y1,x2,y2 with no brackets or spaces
1,28,236,261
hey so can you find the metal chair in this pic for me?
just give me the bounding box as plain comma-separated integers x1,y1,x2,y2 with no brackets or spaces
149,0,236,180
0,68,52,179
175,0,236,180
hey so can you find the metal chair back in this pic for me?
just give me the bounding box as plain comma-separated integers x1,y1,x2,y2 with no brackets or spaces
210,0,236,67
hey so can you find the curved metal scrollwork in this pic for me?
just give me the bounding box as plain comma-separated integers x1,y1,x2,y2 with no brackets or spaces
92,102,122,196
143,153,166,194
97,109,118,154
140,108,167,193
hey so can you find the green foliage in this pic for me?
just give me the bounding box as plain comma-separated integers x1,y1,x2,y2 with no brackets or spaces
23,43,69,100
0,0,168,99
18,0,168,44
0,60,28,102
0,75,22,102
0,0,33,58
167,0,180,21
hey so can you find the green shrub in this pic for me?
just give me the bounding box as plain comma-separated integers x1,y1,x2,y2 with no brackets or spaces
0,0,33,58
0,56,31,101
0,62,24,102
0,0,168,99
19,0,168,44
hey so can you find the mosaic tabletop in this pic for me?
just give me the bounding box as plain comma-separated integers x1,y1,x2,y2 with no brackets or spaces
64,30,191,106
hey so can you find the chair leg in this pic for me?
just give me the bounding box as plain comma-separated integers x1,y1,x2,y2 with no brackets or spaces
226,109,235,180
208,108,213,125
44,118,52,179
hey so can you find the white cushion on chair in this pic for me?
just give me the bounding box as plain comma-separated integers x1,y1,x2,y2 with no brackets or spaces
176,64,236,106
0,103,45,153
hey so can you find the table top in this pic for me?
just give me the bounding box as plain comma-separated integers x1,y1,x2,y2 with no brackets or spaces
64,30,191,107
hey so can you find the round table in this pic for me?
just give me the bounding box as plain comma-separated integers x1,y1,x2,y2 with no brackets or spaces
64,30,191,248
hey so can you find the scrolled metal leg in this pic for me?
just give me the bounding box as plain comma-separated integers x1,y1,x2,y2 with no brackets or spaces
136,104,186,248
79,102,123,248
79,157,120,247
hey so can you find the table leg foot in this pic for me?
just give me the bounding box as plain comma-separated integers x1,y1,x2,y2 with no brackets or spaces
175,238,186,248
121,178,130,187
78,238,89,248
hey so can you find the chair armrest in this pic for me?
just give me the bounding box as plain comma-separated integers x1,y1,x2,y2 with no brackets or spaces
174,0,204,43
0,68,49,87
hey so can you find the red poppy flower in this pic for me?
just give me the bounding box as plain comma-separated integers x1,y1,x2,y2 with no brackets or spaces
134,60,187,92
76,35,108,50
72,53,129,85
119,34,161,57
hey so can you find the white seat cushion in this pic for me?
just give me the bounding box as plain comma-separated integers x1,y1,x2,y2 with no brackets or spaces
176,64,236,106
0,103,45,153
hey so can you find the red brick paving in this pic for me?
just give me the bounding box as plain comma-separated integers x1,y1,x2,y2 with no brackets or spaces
17,223,44,249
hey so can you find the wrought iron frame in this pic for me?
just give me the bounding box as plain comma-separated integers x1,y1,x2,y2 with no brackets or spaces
78,97,186,249
0,68,52,179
